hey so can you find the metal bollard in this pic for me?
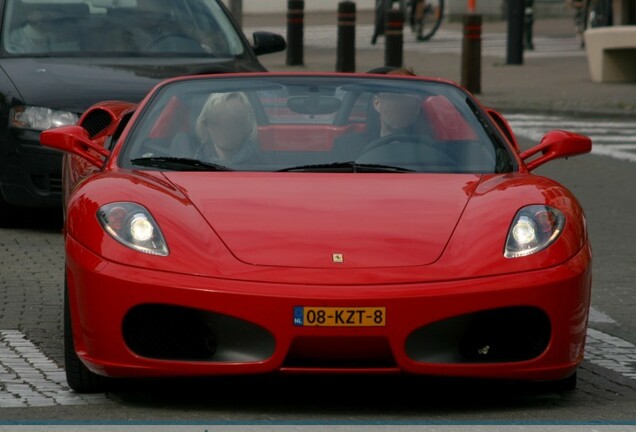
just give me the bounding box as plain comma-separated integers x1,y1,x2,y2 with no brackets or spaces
336,1,356,72
461,14,482,94
384,8,404,68
286,0,304,66
524,0,534,50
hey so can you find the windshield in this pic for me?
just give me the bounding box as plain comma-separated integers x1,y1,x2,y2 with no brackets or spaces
1,0,245,57
121,75,516,174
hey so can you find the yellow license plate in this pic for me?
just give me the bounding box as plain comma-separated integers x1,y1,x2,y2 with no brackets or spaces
293,306,386,327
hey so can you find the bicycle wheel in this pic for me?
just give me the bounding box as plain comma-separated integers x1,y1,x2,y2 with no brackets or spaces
414,0,444,41
372,0,407,44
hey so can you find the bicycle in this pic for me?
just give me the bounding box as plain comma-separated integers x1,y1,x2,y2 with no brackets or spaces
371,0,444,45
410,0,444,41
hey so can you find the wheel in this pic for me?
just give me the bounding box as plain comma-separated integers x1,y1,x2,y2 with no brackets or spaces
534,371,578,393
64,280,111,393
414,0,444,41
554,370,578,392
0,194,22,228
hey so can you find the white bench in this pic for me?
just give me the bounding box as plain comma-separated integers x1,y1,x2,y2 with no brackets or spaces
584,26,636,83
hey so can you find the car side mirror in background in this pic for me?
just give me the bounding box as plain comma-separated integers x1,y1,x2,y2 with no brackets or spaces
520,130,592,171
252,31,287,55
40,125,110,168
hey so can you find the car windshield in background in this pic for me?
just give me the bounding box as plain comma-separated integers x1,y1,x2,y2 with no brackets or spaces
2,0,245,57
123,76,516,174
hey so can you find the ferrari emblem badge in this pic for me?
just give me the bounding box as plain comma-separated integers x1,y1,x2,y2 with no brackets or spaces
332,253,344,263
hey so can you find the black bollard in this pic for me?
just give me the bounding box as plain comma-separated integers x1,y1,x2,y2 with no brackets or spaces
524,0,534,50
384,8,404,68
507,0,525,64
286,0,304,66
461,14,482,94
623,0,636,24
336,1,356,72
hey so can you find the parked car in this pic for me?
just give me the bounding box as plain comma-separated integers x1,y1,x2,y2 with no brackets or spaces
41,72,593,393
0,0,285,225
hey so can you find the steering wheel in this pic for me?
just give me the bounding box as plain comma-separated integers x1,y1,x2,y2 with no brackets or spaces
362,133,431,153
358,133,456,167
144,32,205,52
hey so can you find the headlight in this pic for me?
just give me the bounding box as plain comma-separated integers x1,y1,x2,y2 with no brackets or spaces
97,202,169,256
504,205,565,258
10,106,79,131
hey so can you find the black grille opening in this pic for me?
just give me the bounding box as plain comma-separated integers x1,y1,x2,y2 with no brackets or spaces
30,173,62,194
123,304,216,361
122,303,276,363
406,306,551,364
458,307,551,362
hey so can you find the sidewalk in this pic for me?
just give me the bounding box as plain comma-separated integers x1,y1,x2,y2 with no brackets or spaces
244,12,636,117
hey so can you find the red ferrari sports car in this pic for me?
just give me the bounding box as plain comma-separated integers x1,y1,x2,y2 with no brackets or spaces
41,72,593,394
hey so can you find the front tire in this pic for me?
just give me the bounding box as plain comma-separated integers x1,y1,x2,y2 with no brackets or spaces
64,281,111,393
0,194,22,227
551,370,578,392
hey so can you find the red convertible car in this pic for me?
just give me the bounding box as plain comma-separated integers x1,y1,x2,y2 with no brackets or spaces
41,72,593,394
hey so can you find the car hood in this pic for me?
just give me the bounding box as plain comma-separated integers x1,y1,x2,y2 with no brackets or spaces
1,57,249,112
164,173,481,269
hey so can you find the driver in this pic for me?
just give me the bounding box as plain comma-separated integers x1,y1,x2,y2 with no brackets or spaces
331,68,425,161
373,91,424,137
132,0,200,51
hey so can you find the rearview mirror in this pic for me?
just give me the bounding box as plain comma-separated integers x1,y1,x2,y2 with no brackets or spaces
287,96,342,115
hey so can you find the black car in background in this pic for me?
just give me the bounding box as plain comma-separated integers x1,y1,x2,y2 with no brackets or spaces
0,0,285,225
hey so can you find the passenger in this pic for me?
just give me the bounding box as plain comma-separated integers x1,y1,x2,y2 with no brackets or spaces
193,92,261,164
7,9,62,53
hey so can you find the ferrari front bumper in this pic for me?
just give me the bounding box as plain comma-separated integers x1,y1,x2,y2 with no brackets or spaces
66,237,592,383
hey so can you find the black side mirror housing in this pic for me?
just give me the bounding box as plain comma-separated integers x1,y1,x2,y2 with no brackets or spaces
252,31,287,56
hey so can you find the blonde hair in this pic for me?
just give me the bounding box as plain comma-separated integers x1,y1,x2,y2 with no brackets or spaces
195,92,257,144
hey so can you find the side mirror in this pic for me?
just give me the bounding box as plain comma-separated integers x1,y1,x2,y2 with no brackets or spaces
40,125,110,168
519,130,592,171
252,31,286,56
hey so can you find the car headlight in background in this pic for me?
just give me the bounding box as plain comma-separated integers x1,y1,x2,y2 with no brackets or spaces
10,106,79,131
97,202,169,256
504,205,565,258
